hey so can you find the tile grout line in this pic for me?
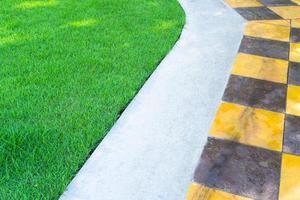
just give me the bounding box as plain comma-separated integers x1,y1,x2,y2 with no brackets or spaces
277,18,292,200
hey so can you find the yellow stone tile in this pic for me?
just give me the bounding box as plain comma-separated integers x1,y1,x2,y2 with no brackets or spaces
290,43,300,63
209,102,284,151
292,19,300,28
292,0,300,5
232,53,288,83
251,20,290,27
287,85,300,117
244,22,290,42
279,154,300,200
224,0,263,8
186,183,251,200
270,6,300,19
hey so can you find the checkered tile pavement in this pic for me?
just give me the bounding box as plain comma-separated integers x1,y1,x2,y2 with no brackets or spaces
186,0,300,199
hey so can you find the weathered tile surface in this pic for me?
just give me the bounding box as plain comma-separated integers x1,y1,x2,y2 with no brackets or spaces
270,6,300,19
279,154,300,200
290,28,300,43
232,53,288,83
283,114,300,155
244,21,290,42
288,62,300,85
259,0,297,6
224,0,264,8
193,138,281,200
223,75,287,112
210,102,284,151
186,183,251,200
186,1,300,200
290,43,300,62
239,36,289,60
287,85,300,116
292,19,300,28
235,7,282,20
251,19,290,26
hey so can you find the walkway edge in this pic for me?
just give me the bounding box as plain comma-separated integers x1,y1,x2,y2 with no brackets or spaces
60,0,245,199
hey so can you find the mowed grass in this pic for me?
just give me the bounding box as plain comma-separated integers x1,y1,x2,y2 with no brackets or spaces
0,0,184,199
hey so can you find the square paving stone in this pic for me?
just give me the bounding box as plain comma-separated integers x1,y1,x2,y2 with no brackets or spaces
225,0,264,8
288,62,300,85
235,7,282,20
232,53,288,83
254,19,290,26
279,153,300,199
186,183,251,200
283,114,300,155
291,28,300,43
239,36,289,60
210,102,284,151
244,21,290,42
193,137,281,200
223,75,287,112
270,6,300,19
292,19,300,28
286,85,300,116
290,43,300,62
259,0,297,6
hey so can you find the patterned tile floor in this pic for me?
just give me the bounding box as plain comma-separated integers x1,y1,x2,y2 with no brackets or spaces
186,0,300,199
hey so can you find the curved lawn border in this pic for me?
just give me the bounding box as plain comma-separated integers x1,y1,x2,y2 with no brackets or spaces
60,0,245,199
0,0,184,199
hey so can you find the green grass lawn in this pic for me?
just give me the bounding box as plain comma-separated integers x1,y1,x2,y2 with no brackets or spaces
0,0,184,199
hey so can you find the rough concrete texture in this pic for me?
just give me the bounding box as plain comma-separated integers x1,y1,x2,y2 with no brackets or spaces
60,0,245,199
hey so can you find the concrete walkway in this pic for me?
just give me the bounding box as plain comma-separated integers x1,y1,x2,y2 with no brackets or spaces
60,0,244,199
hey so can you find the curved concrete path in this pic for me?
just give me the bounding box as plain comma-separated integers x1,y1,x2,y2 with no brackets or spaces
60,0,245,199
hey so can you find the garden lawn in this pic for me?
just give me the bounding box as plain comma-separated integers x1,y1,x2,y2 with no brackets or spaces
0,0,185,199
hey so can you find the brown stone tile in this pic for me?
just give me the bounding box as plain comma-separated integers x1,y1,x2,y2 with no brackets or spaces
239,36,289,60
235,7,282,20
288,62,300,85
223,75,287,112
291,28,300,43
193,137,281,200
283,114,300,155
259,0,297,6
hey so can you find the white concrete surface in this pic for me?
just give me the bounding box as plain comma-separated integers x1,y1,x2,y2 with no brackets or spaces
60,0,245,199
